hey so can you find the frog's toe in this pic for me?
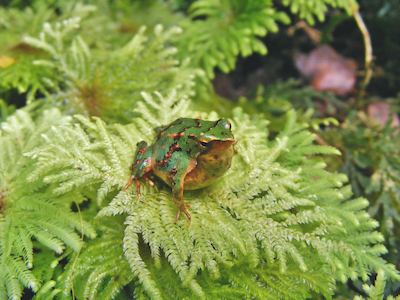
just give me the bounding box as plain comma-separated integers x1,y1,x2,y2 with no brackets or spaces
183,208,191,227
173,206,191,227
123,175,135,191
145,178,154,186
173,209,181,223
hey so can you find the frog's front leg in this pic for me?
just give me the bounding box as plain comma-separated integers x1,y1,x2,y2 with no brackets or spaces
123,175,141,195
123,141,154,199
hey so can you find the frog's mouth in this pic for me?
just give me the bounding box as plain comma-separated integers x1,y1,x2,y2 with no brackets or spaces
204,139,235,154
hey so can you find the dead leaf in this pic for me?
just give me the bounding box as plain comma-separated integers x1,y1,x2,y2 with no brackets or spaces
294,45,357,96
0,56,17,69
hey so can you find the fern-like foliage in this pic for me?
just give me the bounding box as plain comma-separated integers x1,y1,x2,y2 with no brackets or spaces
241,80,345,134
322,110,400,286
174,0,357,78
55,216,134,300
281,0,358,25
339,113,400,223
175,0,290,78
0,106,96,300
25,91,399,299
0,4,101,103
0,99,16,123
353,270,400,300
22,16,201,122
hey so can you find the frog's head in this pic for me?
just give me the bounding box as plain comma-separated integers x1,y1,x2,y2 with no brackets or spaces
198,118,235,154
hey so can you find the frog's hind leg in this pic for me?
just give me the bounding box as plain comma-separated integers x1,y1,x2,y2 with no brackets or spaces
171,160,197,227
172,179,192,227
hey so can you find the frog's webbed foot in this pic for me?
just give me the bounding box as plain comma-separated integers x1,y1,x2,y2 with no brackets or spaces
144,177,154,186
173,203,191,227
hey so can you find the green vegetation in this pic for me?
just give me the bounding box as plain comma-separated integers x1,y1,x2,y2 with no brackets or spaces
1,0,399,299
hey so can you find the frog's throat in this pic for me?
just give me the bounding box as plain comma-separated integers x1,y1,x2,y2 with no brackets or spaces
183,145,234,190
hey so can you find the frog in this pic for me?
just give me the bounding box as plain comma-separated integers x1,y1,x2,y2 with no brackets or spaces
123,117,235,226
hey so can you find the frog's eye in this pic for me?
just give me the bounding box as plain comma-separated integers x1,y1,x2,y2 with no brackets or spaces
218,118,231,130
200,141,209,147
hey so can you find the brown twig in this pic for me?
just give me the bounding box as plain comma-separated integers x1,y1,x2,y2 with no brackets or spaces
315,134,331,147
287,20,322,44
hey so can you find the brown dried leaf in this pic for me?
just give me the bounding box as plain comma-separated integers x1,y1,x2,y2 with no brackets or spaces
294,45,357,96
0,56,17,69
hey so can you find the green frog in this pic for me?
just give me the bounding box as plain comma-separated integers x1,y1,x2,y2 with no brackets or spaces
123,117,235,226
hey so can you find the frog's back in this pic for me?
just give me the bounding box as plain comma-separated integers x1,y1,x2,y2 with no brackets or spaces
158,118,202,135
160,118,232,138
